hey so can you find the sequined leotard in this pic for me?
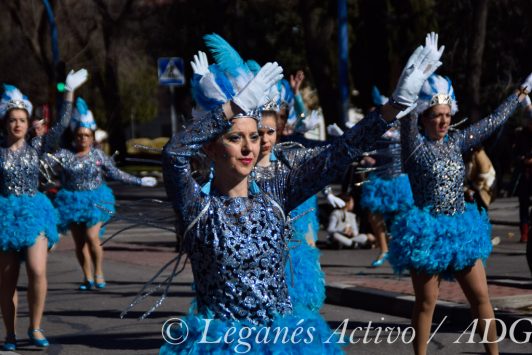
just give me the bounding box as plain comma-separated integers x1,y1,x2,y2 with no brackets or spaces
254,145,327,312
48,147,143,233
0,101,72,251
389,94,520,275
360,122,414,215
160,105,391,353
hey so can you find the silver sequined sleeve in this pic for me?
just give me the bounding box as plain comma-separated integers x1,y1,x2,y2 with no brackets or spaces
400,112,423,166
31,100,73,155
455,93,519,152
163,106,232,224
284,109,392,211
99,149,142,185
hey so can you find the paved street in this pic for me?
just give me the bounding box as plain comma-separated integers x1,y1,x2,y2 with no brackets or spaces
2,184,531,354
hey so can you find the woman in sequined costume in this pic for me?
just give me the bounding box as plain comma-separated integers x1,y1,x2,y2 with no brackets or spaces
359,124,414,267
388,65,532,353
47,98,156,291
158,33,441,353
255,107,328,312
0,70,87,351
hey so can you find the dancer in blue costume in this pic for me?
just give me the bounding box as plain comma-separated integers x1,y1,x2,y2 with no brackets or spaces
254,99,333,312
158,33,441,354
358,92,414,266
46,97,157,291
388,32,532,355
0,69,87,351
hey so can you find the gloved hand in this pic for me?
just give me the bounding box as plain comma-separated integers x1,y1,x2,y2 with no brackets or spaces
233,62,283,113
327,123,344,137
191,51,226,102
521,73,532,93
392,34,444,108
65,69,89,92
141,177,157,187
327,193,346,208
190,51,209,76
298,110,321,132
424,32,445,64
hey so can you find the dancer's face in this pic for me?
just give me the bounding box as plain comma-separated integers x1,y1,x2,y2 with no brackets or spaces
258,113,277,160
5,109,29,140
205,116,260,180
422,104,451,141
276,106,288,140
75,127,94,151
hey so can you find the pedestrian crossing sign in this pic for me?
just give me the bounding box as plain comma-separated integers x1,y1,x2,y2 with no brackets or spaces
158,57,185,86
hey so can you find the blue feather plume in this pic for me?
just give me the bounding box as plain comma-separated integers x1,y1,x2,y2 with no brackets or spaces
203,33,249,78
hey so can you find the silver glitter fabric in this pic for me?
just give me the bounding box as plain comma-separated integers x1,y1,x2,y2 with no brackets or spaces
163,106,391,324
253,145,327,209
48,147,142,191
0,102,72,196
402,94,519,215
369,124,402,179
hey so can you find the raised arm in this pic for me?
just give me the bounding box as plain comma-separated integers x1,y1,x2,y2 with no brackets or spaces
284,108,392,211
32,68,88,155
32,100,73,155
457,73,532,152
162,105,232,221
400,113,423,165
456,93,520,153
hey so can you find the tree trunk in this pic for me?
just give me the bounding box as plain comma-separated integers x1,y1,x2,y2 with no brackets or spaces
466,0,488,122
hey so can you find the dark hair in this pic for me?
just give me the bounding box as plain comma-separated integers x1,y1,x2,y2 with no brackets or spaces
338,193,353,203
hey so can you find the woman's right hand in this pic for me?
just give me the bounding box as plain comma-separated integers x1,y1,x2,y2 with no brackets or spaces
233,62,283,113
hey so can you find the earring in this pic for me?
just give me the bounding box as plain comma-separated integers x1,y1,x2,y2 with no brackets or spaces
270,150,277,162
201,163,214,195
249,170,260,195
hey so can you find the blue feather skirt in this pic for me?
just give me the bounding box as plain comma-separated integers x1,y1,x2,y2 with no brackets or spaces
360,174,414,214
54,184,115,234
287,195,325,311
0,192,59,251
159,305,343,354
285,242,326,312
290,195,319,242
389,203,492,277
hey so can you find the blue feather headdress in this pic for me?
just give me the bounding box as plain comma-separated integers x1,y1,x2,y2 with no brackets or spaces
0,84,33,118
416,74,458,115
71,97,97,131
191,34,258,118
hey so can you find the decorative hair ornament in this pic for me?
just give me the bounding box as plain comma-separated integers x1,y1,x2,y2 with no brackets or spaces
415,74,458,115
0,84,33,118
71,97,97,131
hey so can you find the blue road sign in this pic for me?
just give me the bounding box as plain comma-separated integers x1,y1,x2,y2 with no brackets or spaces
158,57,185,86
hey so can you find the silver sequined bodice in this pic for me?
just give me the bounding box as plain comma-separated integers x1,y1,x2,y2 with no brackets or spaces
163,106,390,324
49,148,141,191
0,102,72,196
369,125,402,180
402,94,519,215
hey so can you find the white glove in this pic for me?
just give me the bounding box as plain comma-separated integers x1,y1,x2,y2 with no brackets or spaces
299,110,321,132
233,62,283,113
521,73,532,93
327,123,344,137
327,193,346,208
141,176,157,187
392,34,444,107
424,32,445,64
65,69,89,92
190,51,209,76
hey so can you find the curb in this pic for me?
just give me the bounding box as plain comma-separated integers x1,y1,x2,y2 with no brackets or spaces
325,283,532,341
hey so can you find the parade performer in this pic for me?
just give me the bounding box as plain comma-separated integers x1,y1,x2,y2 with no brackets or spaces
0,69,87,350
359,121,414,267
157,32,441,353
47,97,157,291
388,32,532,355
